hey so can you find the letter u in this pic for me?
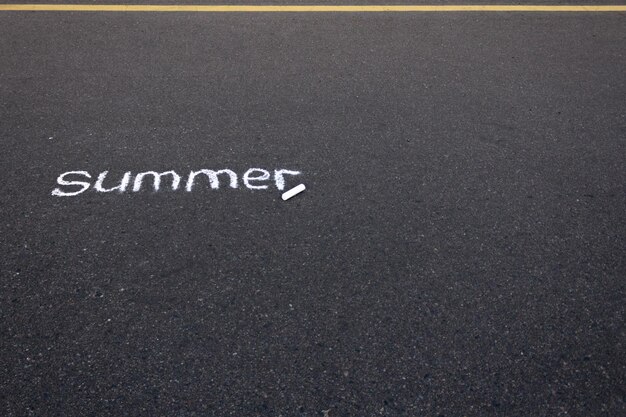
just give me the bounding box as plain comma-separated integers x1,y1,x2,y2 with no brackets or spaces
94,171,131,193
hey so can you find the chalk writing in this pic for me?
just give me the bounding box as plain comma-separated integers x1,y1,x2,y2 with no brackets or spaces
52,169,301,197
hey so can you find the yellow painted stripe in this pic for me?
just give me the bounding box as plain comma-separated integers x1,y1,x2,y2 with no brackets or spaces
0,4,625,12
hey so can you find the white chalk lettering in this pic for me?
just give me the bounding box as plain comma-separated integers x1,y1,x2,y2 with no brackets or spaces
243,168,271,190
274,169,301,190
132,171,181,192
186,169,238,191
51,168,302,196
51,171,92,196
94,171,131,193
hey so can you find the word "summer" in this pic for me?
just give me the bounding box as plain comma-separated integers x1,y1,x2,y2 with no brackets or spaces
51,169,301,197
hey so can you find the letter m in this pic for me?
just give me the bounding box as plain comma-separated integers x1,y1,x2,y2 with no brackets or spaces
132,171,181,192
186,170,238,191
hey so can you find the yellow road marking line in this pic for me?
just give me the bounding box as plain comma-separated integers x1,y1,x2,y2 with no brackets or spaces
0,4,626,12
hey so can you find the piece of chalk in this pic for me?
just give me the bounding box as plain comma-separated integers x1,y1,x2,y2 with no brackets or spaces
282,183,306,201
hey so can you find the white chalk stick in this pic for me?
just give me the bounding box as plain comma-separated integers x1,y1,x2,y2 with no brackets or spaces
281,183,306,201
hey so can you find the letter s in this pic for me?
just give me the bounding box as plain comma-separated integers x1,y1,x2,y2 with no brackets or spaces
51,171,92,197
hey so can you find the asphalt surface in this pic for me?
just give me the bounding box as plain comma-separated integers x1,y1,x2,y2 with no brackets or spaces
1,5,625,417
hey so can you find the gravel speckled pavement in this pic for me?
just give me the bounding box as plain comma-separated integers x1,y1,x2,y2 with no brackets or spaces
1,2,625,416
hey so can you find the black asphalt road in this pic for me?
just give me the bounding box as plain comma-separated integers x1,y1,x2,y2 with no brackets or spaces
1,5,625,417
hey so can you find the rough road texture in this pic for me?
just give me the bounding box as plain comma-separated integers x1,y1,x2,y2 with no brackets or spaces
1,6,625,417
